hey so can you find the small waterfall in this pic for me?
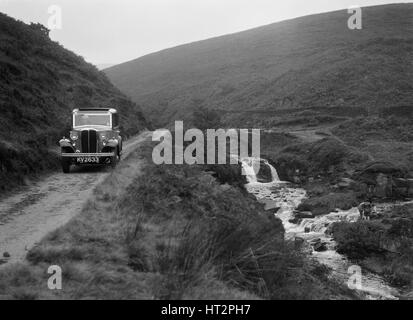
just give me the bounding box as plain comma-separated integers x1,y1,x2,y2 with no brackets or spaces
240,157,280,184
264,159,280,182
242,159,258,184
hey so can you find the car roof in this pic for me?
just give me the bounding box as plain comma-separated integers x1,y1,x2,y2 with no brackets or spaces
73,108,117,113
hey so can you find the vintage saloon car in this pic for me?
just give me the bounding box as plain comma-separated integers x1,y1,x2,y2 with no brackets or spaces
59,108,122,173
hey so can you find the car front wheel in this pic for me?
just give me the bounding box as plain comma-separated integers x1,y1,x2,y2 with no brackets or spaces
61,158,71,173
61,150,71,173
111,151,118,169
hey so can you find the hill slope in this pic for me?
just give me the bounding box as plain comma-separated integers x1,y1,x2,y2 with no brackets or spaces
106,4,413,127
0,13,148,190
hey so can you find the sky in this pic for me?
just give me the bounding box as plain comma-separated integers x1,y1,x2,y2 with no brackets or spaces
0,0,410,66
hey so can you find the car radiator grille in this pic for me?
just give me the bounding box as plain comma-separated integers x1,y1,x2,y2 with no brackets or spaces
80,130,98,153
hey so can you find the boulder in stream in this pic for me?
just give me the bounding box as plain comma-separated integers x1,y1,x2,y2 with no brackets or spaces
313,242,328,252
294,237,305,247
260,199,280,212
310,238,321,244
289,217,302,224
294,210,315,219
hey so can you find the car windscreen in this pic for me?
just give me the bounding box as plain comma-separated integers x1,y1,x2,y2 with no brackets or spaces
74,114,111,127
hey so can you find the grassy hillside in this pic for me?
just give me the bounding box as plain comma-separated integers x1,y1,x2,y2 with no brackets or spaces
0,13,148,191
106,4,413,127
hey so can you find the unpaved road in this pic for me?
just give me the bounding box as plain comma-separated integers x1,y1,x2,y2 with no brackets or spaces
0,131,150,265
288,129,329,143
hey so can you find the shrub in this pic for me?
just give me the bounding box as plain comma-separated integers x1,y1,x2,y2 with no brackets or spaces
308,138,349,171
205,163,247,188
331,221,386,259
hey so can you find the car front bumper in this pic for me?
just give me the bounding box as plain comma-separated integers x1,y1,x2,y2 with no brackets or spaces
61,153,115,157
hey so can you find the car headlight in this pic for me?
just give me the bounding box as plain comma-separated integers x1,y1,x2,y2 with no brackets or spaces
99,133,108,145
70,132,78,141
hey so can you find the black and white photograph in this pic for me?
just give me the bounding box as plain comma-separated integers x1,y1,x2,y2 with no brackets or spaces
0,0,412,307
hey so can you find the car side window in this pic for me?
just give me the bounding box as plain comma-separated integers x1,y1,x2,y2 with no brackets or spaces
113,114,119,129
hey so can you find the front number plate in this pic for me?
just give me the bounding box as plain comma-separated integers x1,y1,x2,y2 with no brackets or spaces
76,157,99,164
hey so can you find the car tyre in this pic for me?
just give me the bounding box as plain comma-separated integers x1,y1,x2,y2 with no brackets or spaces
111,153,118,169
61,150,72,173
61,158,71,173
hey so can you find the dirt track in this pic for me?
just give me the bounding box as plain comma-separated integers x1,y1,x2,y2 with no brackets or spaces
0,131,150,265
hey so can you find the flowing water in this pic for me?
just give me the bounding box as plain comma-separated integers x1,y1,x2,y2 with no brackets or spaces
241,157,401,300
